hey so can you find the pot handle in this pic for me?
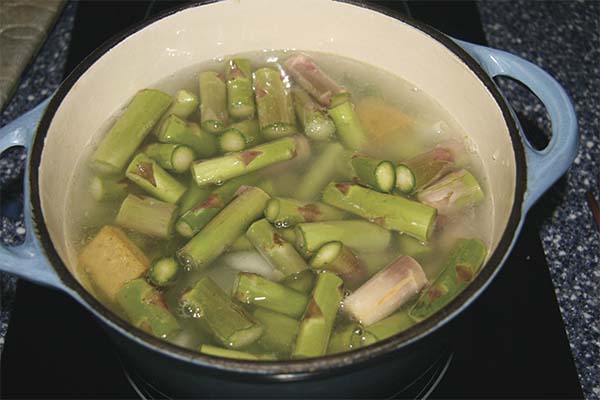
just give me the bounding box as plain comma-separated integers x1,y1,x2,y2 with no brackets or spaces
456,40,578,212
0,98,64,290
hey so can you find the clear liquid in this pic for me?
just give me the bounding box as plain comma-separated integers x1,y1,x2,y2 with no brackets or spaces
65,50,493,355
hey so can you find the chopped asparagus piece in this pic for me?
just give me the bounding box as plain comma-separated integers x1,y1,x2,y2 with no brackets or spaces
191,136,302,187
125,153,186,204
327,323,364,354
78,226,150,303
400,147,454,193
229,235,254,252
328,101,367,151
89,175,129,202
157,114,218,158
115,194,178,239
292,272,344,359
117,279,180,338
246,219,308,277
180,276,262,348
351,155,396,193
264,197,346,228
153,89,199,135
365,310,414,341
295,141,345,201
226,58,256,120
199,71,228,133
322,182,437,242
397,234,432,260
232,272,308,318
309,241,367,289
252,308,300,356
178,183,212,215
394,164,416,194
344,256,428,326
147,257,180,287
417,169,484,215
284,54,348,107
175,173,261,238
254,67,296,139
144,143,195,174
177,186,270,270
280,269,316,295
291,86,336,141
92,89,172,174
219,129,247,152
199,345,276,360
409,238,487,321
295,220,393,254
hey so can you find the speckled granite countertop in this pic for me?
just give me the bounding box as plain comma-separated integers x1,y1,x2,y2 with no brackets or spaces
0,1,598,398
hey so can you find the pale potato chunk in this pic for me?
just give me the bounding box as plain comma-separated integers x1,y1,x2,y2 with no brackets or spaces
79,225,150,303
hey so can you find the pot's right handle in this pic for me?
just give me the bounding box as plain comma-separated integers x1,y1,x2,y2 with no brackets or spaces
0,98,64,290
456,40,578,212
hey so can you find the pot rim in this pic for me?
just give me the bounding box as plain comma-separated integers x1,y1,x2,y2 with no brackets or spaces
28,0,527,379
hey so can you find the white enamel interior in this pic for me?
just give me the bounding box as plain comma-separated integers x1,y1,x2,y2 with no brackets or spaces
39,0,516,281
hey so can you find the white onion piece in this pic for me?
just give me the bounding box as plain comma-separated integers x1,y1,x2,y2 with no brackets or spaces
343,256,428,326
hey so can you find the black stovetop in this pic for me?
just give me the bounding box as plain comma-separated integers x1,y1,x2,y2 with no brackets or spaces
0,1,583,398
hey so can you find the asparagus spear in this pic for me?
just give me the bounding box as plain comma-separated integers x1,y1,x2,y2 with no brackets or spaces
175,173,261,238
232,272,308,318
292,272,344,359
147,257,180,287
226,58,256,120
92,89,172,174
178,183,212,215
291,86,336,141
115,194,178,239
295,141,345,201
144,143,195,174
344,256,428,326
125,153,187,204
397,147,454,194
199,345,276,360
397,234,432,260
409,238,487,321
199,71,228,133
229,235,254,252
153,89,199,135
264,197,346,228
351,155,396,193
157,114,218,158
117,279,180,339
254,67,296,139
190,136,302,187
180,276,263,348
417,169,484,215
365,310,414,341
246,219,308,277
252,308,300,355
327,323,364,354
89,175,130,202
309,241,368,290
280,269,316,295
328,101,368,151
295,220,393,254
219,119,262,152
177,186,270,270
284,53,348,107
322,182,437,242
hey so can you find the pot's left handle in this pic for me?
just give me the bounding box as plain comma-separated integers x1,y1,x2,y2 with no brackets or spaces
0,98,64,290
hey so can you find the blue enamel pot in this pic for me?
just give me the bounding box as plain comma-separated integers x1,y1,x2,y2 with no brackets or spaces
0,0,577,397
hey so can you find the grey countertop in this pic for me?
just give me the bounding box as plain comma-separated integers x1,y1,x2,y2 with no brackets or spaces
0,1,598,398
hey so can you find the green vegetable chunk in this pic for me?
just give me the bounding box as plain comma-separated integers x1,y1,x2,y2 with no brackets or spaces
409,238,487,321
125,153,186,204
